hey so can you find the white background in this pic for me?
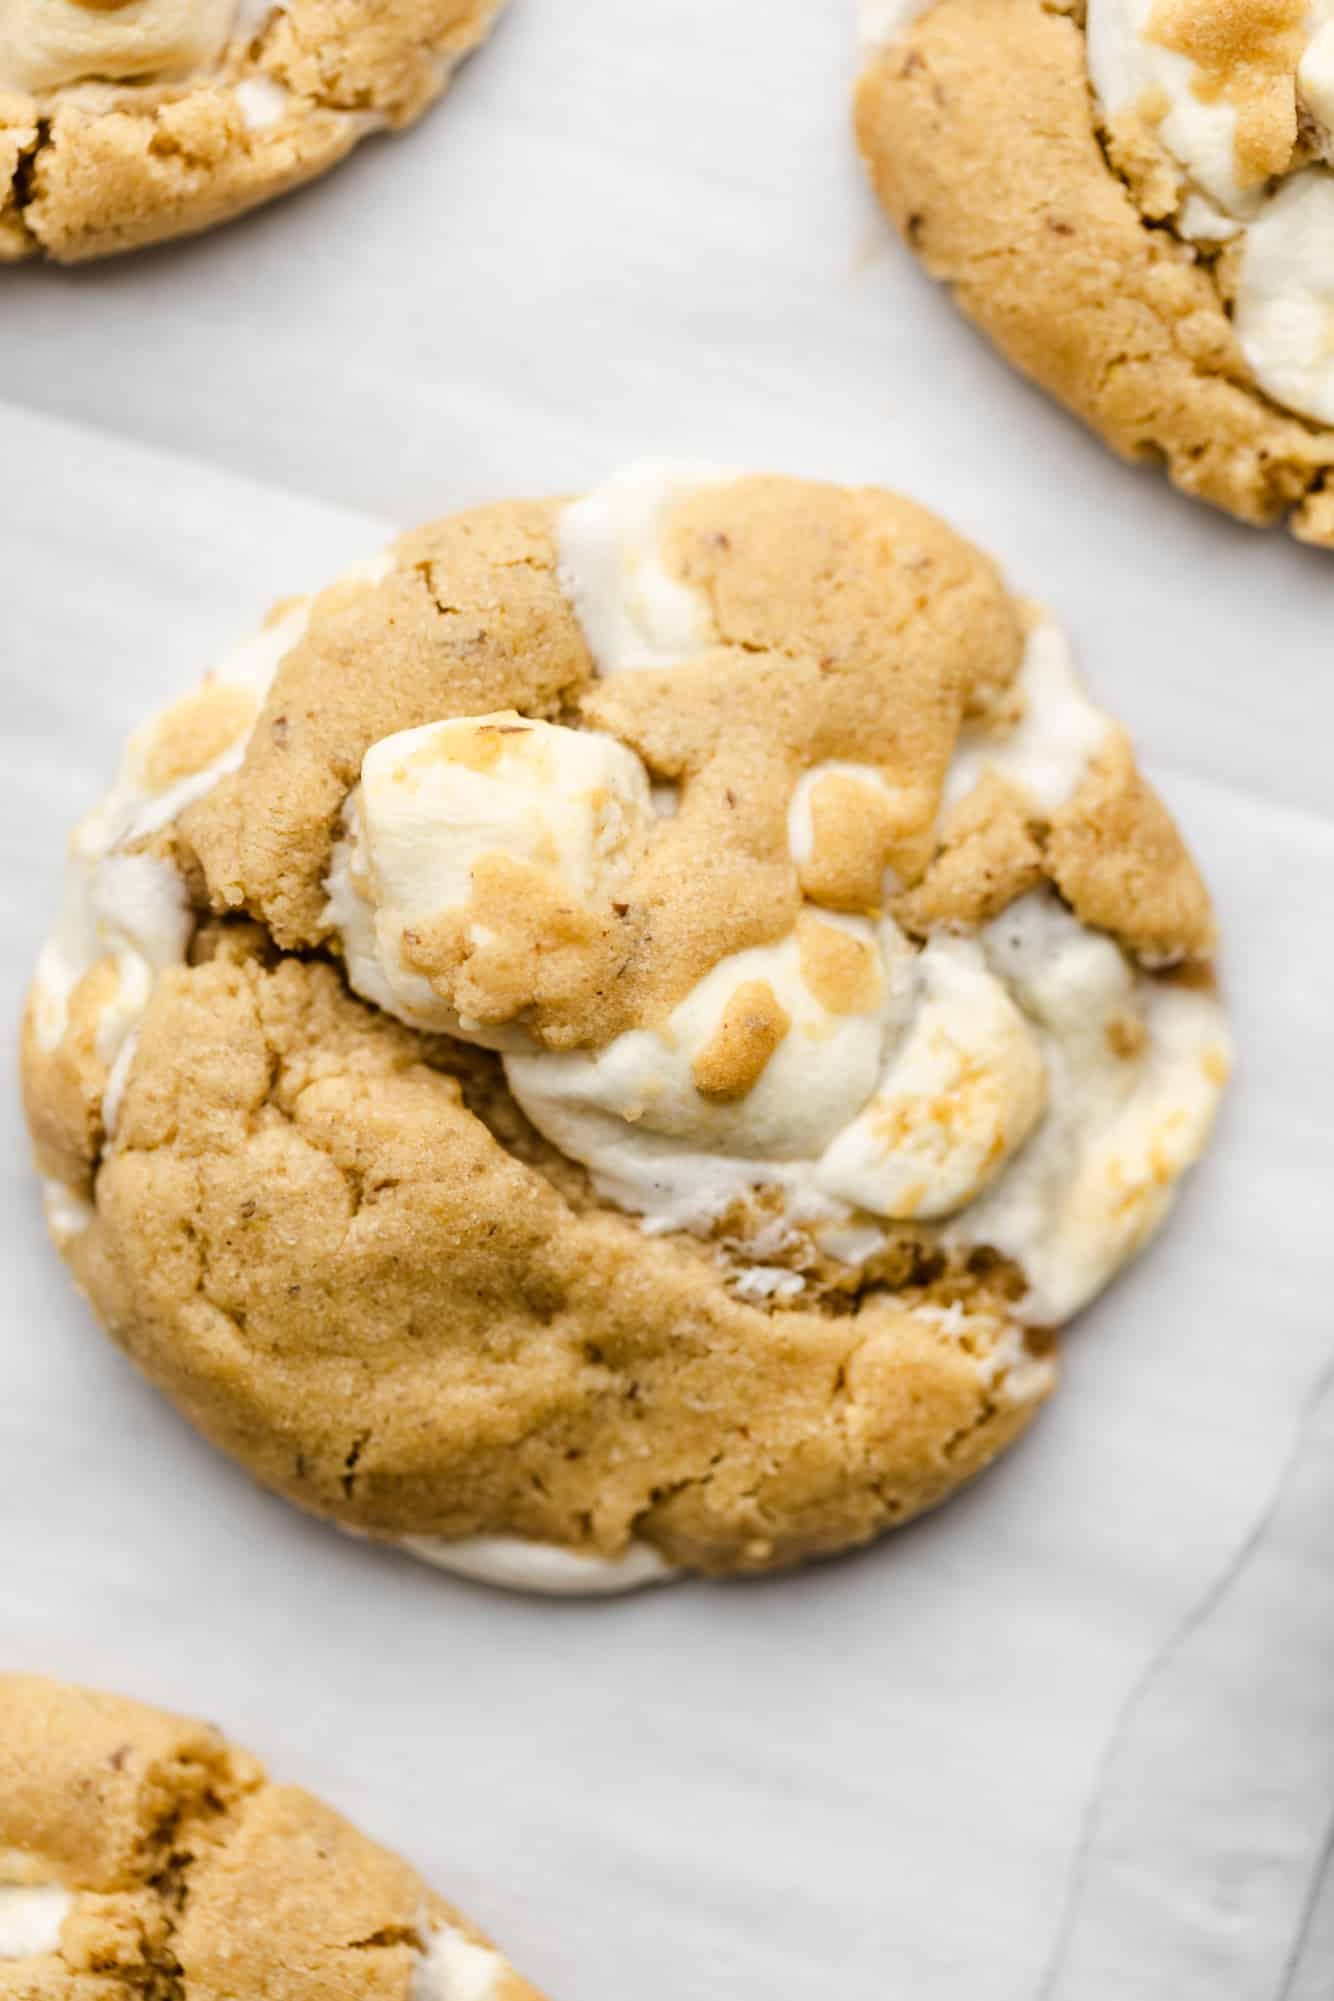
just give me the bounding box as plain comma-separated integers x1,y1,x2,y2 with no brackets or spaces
3,4,1334,1996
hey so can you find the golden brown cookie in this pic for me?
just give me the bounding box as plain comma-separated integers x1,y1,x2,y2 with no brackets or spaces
854,0,1334,543
0,1675,541,1999
0,0,505,262
20,466,1231,1590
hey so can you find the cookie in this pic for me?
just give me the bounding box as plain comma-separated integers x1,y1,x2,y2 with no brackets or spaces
20,465,1231,1589
0,1675,540,1999
0,0,505,262
855,0,1334,543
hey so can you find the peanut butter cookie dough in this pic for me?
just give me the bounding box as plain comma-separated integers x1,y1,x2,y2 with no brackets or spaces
0,1675,541,1999
20,466,1231,1591
0,0,505,262
855,0,1334,542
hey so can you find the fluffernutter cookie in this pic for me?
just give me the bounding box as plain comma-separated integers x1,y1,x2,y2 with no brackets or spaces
0,1675,541,1999
21,466,1231,1590
856,0,1334,541
0,0,506,261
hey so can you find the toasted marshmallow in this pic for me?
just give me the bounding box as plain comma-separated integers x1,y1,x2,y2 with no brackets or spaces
947,894,1232,1322
1084,0,1334,416
0,0,239,95
944,622,1113,816
325,713,653,1045
815,935,1047,1220
556,460,733,674
1084,0,1268,220
505,915,908,1213
0,1884,72,1960
318,485,1225,1329
411,1919,509,2001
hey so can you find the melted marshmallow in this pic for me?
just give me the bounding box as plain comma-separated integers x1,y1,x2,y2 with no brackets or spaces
944,622,1113,815
32,849,191,1100
0,1884,72,1960
400,1533,676,1597
411,1919,509,2001
506,916,907,1180
1233,171,1334,425
33,601,309,1063
555,460,733,673
324,471,1225,1330
948,894,1231,1323
1085,0,1262,217
0,0,239,95
788,760,912,898
32,596,316,1231
1085,0,1334,421
816,936,1047,1220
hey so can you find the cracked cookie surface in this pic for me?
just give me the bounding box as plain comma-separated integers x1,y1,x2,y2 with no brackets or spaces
20,469,1230,1588
0,0,505,262
0,1675,541,1999
854,0,1334,542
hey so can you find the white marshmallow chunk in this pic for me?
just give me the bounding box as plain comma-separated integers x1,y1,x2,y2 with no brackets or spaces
0,0,238,95
233,72,286,127
815,935,1048,1220
1084,0,1263,220
411,1919,508,2001
31,594,313,1231
944,623,1113,816
504,917,908,1219
399,1533,677,1597
32,599,309,1061
1299,16,1334,127
0,1884,73,1960
946,894,1231,1322
556,461,734,674
325,713,653,1044
1234,171,1334,426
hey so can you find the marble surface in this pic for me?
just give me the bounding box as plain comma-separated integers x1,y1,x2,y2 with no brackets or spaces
1,4,1332,1996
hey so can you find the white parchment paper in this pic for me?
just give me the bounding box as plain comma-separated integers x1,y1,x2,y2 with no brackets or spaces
2,5,1333,1996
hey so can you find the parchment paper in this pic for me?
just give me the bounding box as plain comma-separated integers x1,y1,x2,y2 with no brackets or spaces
2,5,1332,1994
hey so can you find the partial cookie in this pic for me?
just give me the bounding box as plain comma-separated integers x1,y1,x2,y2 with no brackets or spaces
854,0,1334,543
20,465,1231,1589
0,0,505,262
0,1675,540,1999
